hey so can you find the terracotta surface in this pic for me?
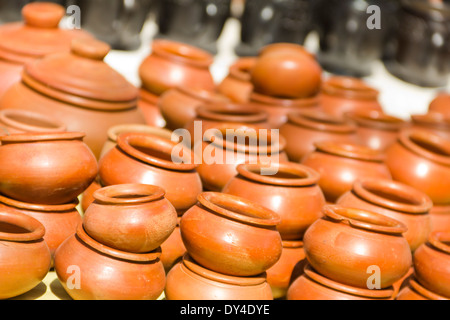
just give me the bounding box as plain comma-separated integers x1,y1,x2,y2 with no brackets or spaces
160,218,186,273
410,112,450,141
0,109,66,136
218,57,256,103
430,204,450,233
428,92,450,116
137,88,166,128
396,278,449,301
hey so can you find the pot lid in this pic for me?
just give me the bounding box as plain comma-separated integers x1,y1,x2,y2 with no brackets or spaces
0,2,93,64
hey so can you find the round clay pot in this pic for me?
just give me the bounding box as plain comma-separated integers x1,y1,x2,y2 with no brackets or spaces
139,39,216,96
180,192,283,277
165,254,273,300
0,109,66,137
385,129,450,205
345,109,409,151
160,218,186,273
98,132,202,215
287,264,394,300
222,162,325,240
250,43,322,99
396,278,449,300
410,112,450,141
413,231,450,298
301,141,392,203
303,205,412,289
0,132,98,205
430,204,450,233
137,88,166,128
337,178,433,252
54,223,165,300
217,57,256,103
428,92,450,116
158,86,230,131
83,184,177,253
320,76,383,118
280,109,358,162
0,210,51,300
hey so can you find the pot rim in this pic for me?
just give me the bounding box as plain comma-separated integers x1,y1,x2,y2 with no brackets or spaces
258,42,317,60
0,193,78,212
195,103,268,124
345,110,407,131
409,278,449,300
250,92,319,108
0,109,67,133
175,85,229,103
313,141,386,162
411,112,450,130
107,123,173,144
228,57,257,82
428,231,450,255
322,76,379,101
287,110,357,134
282,240,304,249
0,210,45,242
0,131,85,143
92,184,166,205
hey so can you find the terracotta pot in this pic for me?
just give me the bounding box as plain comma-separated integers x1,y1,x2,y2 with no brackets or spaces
0,210,51,300
396,278,449,300
83,184,177,254
320,76,383,118
301,141,392,203
430,204,450,233
345,109,409,151
160,218,186,273
0,37,145,159
280,109,358,162
410,112,450,141
222,162,325,240
303,205,412,289
158,86,230,131
385,129,450,205
139,39,216,96
0,132,98,205
392,267,414,299
266,240,306,299
98,132,202,215
165,254,273,300
137,89,166,128
217,57,256,103
81,180,101,214
54,224,165,300
337,178,433,252
428,92,450,116
413,231,450,298
0,109,66,137
250,43,322,99
180,192,283,277
287,264,394,300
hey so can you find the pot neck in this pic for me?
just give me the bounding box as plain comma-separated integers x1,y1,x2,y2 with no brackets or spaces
92,184,166,205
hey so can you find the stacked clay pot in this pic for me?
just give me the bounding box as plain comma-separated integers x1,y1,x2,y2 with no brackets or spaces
218,57,256,103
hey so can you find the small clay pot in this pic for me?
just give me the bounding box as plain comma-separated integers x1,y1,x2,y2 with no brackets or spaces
0,109,66,137
217,57,256,103
287,264,394,300
139,39,216,96
0,132,98,205
222,162,325,240
280,109,358,162
54,224,166,300
428,92,450,116
301,140,392,203
180,192,283,277
98,132,202,215
413,231,450,298
83,184,178,253
337,178,433,252
303,205,412,289
430,204,450,233
385,129,450,205
160,218,186,273
165,254,273,300
396,278,449,300
137,89,166,128
411,112,450,141
0,210,51,300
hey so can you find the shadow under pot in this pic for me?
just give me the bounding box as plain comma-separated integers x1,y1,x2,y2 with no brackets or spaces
410,112,450,141
337,178,433,252
180,192,283,277
397,278,449,300
98,132,203,215
0,109,66,137
430,204,450,233
303,205,412,289
165,254,273,300
222,162,325,240
385,129,450,205
217,57,256,103
54,224,166,300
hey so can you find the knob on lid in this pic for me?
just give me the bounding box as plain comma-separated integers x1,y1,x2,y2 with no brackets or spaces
22,2,65,29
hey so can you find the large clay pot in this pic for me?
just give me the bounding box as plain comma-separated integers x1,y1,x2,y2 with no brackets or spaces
303,205,412,289
428,92,450,116
430,204,450,233
180,192,283,277
137,89,166,128
160,218,186,273
396,278,449,300
301,141,392,203
337,178,433,252
54,224,166,300
385,129,450,205
218,57,256,103
0,109,66,137
0,132,98,205
410,112,450,141
0,210,51,300
222,162,325,240
165,254,273,300
0,37,145,159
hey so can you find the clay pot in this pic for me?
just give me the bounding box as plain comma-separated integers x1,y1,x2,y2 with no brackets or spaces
413,231,450,298
83,184,177,253
0,37,145,159
54,224,165,300
222,162,325,240
98,132,202,215
385,129,450,205
287,264,394,300
137,89,166,128
430,204,450,233
81,180,101,214
410,112,450,141
160,218,186,273
0,132,98,205
303,205,412,289
337,178,433,252
301,141,392,203
320,76,383,118
429,92,450,116
180,192,283,277
158,86,230,131
165,254,273,300
217,57,256,103
280,109,358,162
396,278,449,300
0,109,66,137
0,210,51,300
139,39,216,96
